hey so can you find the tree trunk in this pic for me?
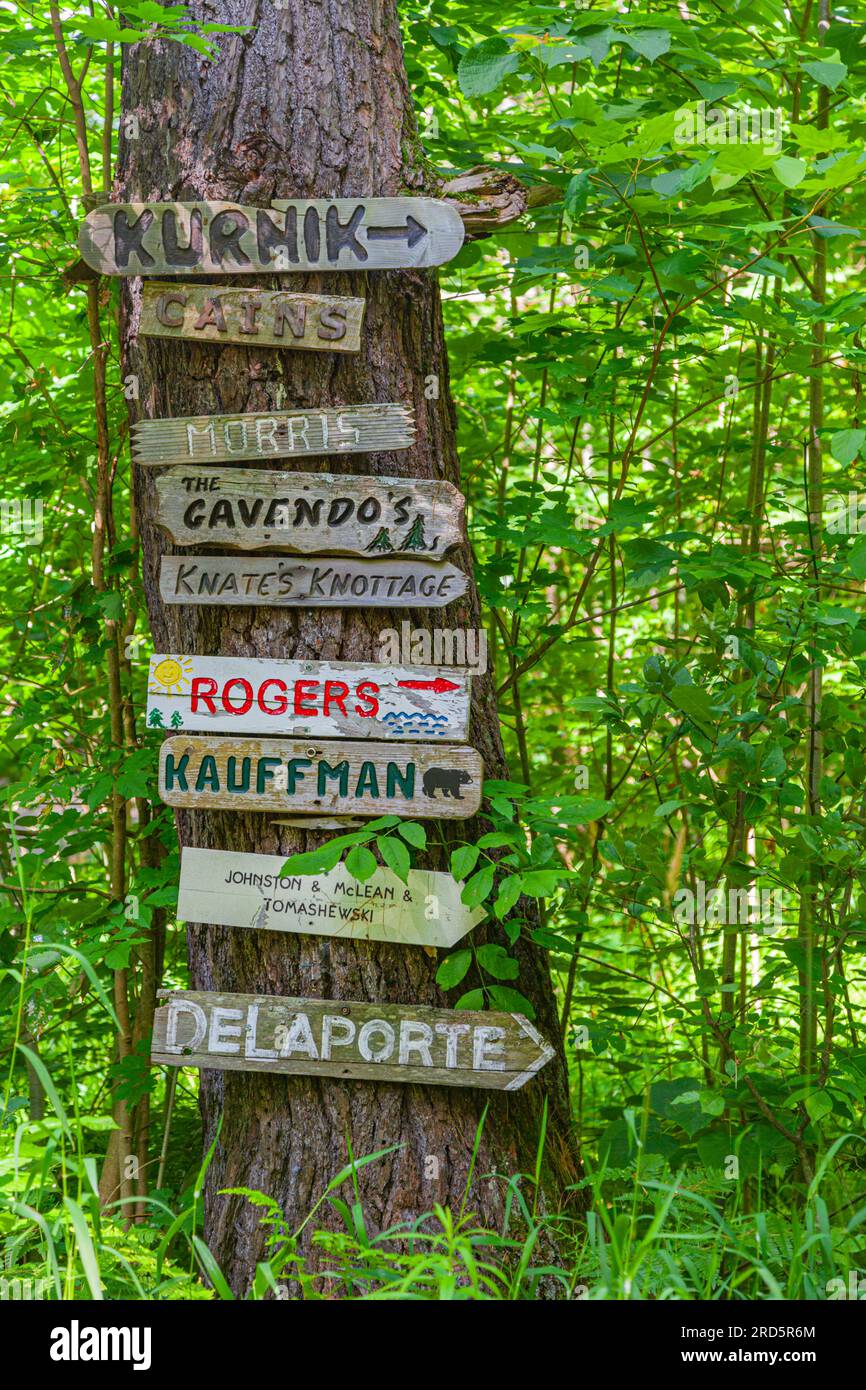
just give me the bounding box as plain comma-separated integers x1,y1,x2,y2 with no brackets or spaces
118,0,577,1294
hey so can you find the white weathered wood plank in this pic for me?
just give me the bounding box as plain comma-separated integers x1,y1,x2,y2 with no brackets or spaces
139,282,365,352
152,989,555,1091
178,848,483,947
158,555,468,608
154,468,464,555
79,199,465,275
146,653,471,740
158,735,483,819
133,403,414,466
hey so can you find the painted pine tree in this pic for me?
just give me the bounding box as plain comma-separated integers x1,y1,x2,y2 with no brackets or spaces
400,515,431,551
366,526,394,554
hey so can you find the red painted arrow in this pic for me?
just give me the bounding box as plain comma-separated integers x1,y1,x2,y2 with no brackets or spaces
397,677,460,693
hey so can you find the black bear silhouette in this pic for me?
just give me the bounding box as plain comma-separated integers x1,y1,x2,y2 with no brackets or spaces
422,767,472,800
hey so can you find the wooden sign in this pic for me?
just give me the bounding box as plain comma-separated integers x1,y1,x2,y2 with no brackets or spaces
178,848,484,947
79,199,465,276
152,989,554,1091
159,555,468,608
158,735,483,819
140,283,365,353
146,653,471,740
155,469,464,556
132,403,413,466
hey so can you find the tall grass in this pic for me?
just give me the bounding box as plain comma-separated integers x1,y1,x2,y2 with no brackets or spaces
2,1065,864,1299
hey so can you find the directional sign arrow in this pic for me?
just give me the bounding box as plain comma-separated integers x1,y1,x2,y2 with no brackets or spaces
147,655,471,741
79,199,465,275
508,1014,557,1091
177,848,484,947
152,988,556,1091
397,677,461,693
366,214,427,248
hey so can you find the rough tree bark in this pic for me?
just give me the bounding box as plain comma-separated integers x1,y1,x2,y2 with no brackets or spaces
118,0,578,1293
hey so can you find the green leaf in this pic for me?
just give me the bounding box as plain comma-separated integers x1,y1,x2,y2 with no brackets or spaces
493,873,523,920
345,845,378,882
483,778,530,797
457,38,519,98
397,821,426,850
804,1090,833,1123
698,1089,725,1117
849,536,866,581
477,831,520,849
281,831,371,876
802,57,847,91
808,215,859,239
488,986,536,1019
476,942,519,980
436,949,472,990
830,428,865,465
577,26,616,68
519,869,570,897
651,156,715,200
455,988,485,1011
15,1044,70,1134
461,863,496,907
624,29,670,63
772,156,807,188
670,685,714,725
564,171,589,217
377,834,410,883
451,844,480,880
192,1236,235,1300
63,1198,103,1299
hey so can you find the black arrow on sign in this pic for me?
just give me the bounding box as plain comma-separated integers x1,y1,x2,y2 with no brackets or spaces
366,215,427,249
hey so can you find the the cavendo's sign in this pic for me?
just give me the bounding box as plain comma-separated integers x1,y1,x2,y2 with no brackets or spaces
154,469,465,555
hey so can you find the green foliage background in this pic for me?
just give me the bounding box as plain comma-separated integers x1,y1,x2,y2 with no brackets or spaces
3,0,866,1298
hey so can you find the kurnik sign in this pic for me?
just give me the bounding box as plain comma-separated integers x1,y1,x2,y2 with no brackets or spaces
158,735,483,818
154,468,465,555
140,282,365,352
132,404,413,467
146,653,471,740
79,199,465,275
159,556,468,608
178,848,484,947
152,989,555,1091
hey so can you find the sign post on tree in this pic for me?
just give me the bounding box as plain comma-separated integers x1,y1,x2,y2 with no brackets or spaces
117,0,573,1292
140,283,366,352
157,734,483,818
153,989,555,1092
178,848,485,948
79,199,466,275
154,469,465,555
146,653,471,740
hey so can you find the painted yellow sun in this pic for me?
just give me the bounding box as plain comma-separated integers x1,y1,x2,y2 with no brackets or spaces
148,655,193,696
